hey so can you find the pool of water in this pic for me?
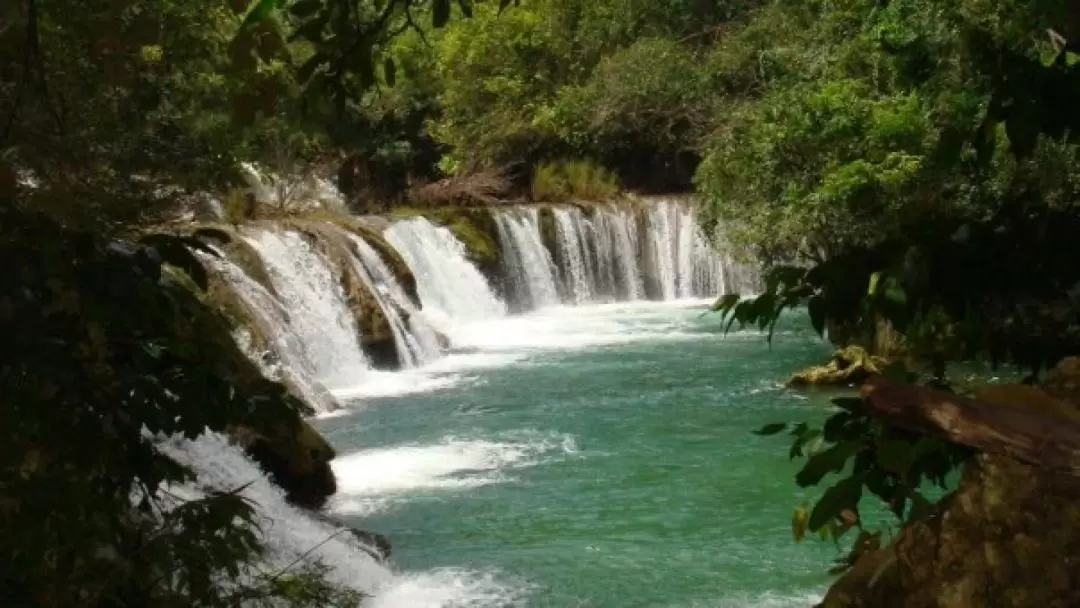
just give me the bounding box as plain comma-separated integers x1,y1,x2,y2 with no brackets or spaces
316,302,843,607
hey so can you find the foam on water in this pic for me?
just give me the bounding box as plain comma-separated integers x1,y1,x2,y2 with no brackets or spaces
367,569,531,608
330,431,579,515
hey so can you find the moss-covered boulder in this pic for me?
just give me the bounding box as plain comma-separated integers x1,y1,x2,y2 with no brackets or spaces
819,451,1080,608
788,346,888,388
169,269,338,509
231,420,337,510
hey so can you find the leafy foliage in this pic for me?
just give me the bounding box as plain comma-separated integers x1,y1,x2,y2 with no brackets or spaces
0,190,353,605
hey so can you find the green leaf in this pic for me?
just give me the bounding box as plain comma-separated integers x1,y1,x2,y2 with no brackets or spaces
498,0,516,14
867,272,883,296
710,293,740,313
808,295,826,337
290,18,326,44
875,439,913,475
753,422,788,436
808,475,864,531
288,0,321,17
796,440,863,487
240,0,282,30
296,52,325,83
790,428,823,459
383,57,396,87
432,0,451,28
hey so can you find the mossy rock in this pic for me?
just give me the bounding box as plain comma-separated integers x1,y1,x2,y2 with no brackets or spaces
787,345,888,388
167,274,338,508
332,215,421,307
819,452,1080,608
231,420,337,510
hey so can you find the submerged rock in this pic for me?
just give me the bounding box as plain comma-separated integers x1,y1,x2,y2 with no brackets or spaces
787,346,888,388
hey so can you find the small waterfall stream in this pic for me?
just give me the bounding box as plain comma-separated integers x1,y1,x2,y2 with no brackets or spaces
384,217,507,328
243,229,371,390
346,232,443,367
493,209,561,312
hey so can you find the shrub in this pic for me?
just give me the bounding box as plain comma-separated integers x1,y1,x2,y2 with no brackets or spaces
531,159,620,202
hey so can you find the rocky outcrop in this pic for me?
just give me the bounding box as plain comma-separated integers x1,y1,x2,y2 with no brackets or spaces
788,346,889,388
232,420,337,510
820,358,1080,608
818,452,1080,608
169,269,340,508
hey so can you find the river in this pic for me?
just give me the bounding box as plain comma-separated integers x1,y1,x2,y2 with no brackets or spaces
315,302,838,607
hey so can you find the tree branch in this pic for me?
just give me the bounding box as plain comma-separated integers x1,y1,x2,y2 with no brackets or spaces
860,375,1080,475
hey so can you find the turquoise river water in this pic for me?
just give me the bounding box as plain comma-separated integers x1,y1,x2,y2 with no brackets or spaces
315,301,846,607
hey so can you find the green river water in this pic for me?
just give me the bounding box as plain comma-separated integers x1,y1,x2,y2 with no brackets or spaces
315,302,846,607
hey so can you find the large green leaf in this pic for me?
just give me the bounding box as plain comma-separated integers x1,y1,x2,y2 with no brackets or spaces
796,440,863,487
808,474,864,531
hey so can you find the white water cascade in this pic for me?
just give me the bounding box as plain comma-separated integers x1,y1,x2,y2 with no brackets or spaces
345,232,443,367
243,229,371,391
488,199,755,310
159,433,393,593
551,207,595,303
199,250,341,414
384,217,507,329
493,208,561,312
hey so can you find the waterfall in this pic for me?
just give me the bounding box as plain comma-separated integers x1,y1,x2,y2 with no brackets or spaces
243,229,370,391
642,203,678,300
492,209,560,311
159,433,392,595
552,208,594,303
593,205,645,301
345,232,443,367
200,251,341,414
384,217,506,329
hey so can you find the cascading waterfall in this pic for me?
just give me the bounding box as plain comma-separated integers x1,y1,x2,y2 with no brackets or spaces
384,217,507,329
592,205,645,301
493,209,561,312
345,232,443,367
551,207,594,303
200,250,341,414
159,433,393,595
489,199,754,310
243,229,371,391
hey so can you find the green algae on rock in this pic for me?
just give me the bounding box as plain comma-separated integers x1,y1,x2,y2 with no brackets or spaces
787,345,889,388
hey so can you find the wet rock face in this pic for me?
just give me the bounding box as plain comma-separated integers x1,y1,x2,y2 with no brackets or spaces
234,420,338,510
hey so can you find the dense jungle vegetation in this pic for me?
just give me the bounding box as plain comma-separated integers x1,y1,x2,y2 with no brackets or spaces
4,0,1080,604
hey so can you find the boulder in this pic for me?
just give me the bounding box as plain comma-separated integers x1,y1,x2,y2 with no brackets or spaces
818,452,1080,608
232,420,337,510
787,346,888,388
169,272,339,508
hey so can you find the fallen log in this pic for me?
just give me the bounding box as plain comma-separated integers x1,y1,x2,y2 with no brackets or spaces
860,375,1080,475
